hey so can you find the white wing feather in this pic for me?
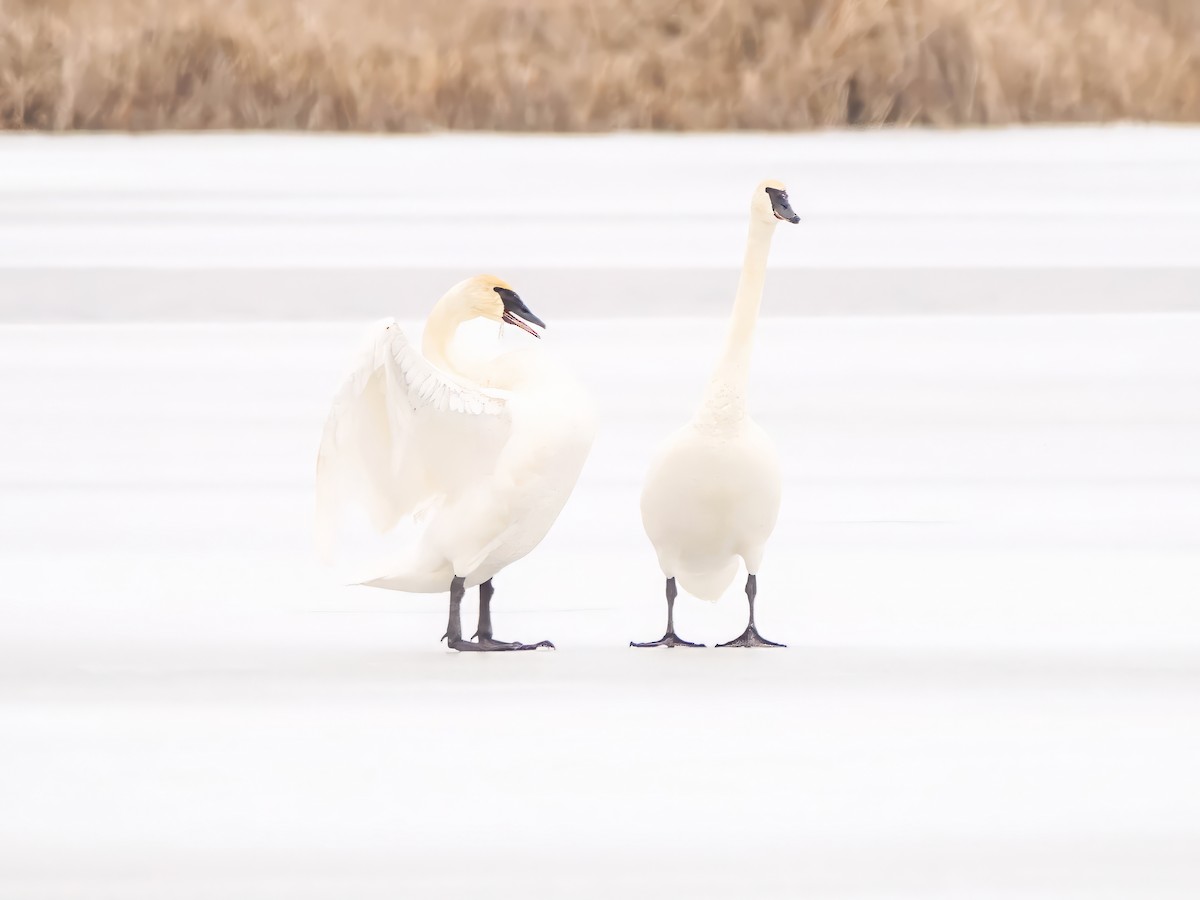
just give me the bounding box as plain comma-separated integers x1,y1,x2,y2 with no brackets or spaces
314,319,512,563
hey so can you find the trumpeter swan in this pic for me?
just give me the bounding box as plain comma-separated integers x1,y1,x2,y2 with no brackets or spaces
315,275,596,651
634,180,798,648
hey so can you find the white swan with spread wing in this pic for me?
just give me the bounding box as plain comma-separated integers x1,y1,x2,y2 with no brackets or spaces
634,180,799,649
316,275,595,651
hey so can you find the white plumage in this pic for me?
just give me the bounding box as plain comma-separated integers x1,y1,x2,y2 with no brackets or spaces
635,179,798,648
315,318,511,563
315,276,595,649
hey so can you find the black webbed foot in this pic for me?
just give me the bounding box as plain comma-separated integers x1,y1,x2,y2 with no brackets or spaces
443,578,555,651
632,578,704,648
630,632,705,648
448,637,554,652
716,624,785,648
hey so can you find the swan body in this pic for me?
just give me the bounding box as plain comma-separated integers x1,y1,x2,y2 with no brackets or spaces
641,415,781,602
635,180,798,648
315,275,595,649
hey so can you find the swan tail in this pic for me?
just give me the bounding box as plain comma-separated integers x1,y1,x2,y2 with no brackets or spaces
357,571,449,594
353,547,453,594
675,560,739,603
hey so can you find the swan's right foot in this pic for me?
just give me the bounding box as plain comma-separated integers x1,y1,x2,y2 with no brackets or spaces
630,632,705,648
716,625,785,648
715,573,785,648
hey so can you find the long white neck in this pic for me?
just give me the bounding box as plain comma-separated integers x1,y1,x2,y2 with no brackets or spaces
421,291,469,376
697,215,776,426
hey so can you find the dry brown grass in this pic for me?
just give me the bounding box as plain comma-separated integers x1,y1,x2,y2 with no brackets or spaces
2,0,1198,130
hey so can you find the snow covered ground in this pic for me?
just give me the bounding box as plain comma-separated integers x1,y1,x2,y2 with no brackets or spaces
3,127,1199,318
4,126,1200,271
1,130,1199,898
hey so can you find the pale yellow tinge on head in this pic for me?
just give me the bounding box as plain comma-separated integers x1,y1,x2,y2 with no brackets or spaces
444,273,513,323
750,178,789,224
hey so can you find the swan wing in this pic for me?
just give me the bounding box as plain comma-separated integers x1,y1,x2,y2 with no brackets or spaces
314,319,512,562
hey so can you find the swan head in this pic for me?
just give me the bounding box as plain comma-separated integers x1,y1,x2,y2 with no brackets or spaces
451,275,546,338
754,179,800,225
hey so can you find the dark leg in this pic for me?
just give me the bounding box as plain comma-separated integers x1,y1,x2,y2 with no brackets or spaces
717,574,785,648
443,577,554,652
471,579,554,650
472,578,496,641
631,577,705,648
443,576,467,645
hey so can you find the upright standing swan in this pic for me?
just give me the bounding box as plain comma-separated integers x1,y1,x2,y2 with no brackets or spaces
315,275,596,651
634,180,798,649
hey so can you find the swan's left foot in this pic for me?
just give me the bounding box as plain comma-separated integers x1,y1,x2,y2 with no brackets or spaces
443,577,555,652
449,637,555,652
716,624,785,649
630,632,705,648
633,578,705,648
472,631,555,651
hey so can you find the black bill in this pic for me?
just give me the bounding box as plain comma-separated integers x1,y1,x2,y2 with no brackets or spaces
765,187,800,223
495,286,545,338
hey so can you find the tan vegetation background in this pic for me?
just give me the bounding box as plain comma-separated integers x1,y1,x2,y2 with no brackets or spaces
2,0,1199,131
